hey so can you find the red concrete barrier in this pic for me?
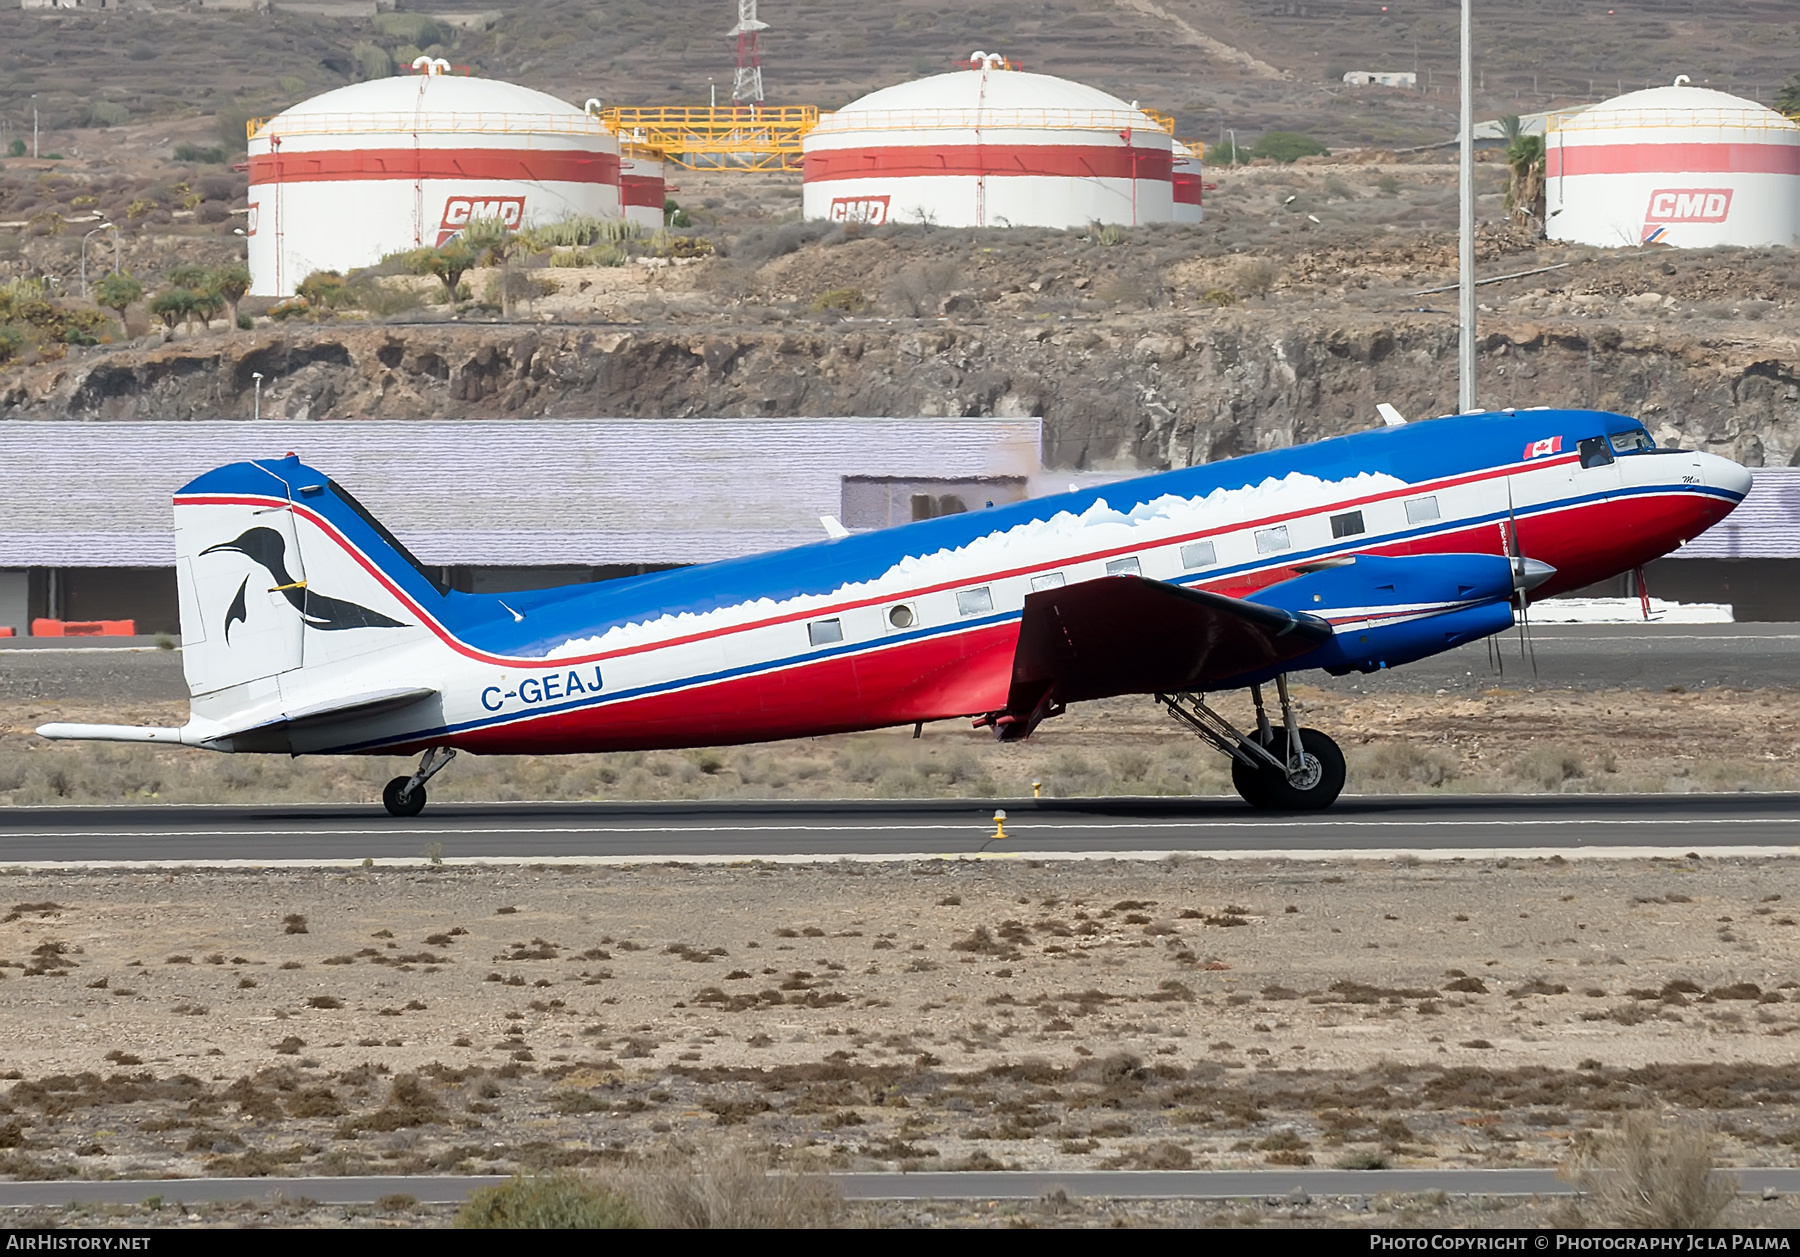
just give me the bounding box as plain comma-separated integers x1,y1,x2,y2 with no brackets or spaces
30,619,135,637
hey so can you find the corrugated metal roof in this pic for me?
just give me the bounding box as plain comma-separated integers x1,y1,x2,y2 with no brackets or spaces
0,419,1046,567
1675,468,1800,560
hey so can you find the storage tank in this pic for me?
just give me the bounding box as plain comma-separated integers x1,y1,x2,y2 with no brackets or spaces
802,54,1175,229
1172,140,1203,224
1546,78,1800,249
247,64,621,297
619,148,666,232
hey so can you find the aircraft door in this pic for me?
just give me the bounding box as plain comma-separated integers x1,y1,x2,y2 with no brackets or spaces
176,485,308,697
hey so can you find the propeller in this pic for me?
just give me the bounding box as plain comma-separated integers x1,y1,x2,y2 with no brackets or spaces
1504,479,1558,680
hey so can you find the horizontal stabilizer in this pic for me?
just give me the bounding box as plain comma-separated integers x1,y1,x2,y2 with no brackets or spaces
36,687,437,751
35,723,188,744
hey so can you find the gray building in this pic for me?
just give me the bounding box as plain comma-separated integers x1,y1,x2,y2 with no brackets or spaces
0,418,1082,636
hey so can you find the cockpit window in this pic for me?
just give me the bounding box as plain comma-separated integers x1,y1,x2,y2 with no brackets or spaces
1609,427,1656,455
1577,437,1615,470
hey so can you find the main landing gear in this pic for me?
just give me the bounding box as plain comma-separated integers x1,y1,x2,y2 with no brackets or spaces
383,746,456,817
1157,676,1346,810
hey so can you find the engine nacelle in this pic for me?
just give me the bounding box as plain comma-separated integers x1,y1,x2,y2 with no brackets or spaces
1252,552,1522,677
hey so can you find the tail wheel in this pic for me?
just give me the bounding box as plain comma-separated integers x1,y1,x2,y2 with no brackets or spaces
1231,727,1346,811
382,776,427,818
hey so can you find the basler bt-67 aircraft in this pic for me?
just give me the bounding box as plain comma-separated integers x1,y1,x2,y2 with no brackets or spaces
38,407,1750,815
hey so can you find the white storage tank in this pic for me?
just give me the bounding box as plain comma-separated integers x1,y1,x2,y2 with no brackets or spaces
1546,78,1800,249
1172,140,1203,224
619,149,666,232
247,65,622,297
802,54,1175,229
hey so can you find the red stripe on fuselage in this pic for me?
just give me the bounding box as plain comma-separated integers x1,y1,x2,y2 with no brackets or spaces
391,620,1020,755
395,490,1730,755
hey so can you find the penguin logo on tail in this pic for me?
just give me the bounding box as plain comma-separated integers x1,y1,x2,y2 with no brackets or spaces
203,527,405,638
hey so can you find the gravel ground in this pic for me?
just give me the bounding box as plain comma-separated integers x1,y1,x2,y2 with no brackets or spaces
8,1190,1800,1229
0,855,1790,1193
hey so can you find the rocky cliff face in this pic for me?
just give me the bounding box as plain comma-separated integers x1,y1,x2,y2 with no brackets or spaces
5,314,1797,471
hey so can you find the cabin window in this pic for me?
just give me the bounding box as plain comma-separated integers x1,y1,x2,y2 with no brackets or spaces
1330,510,1365,538
1404,495,1441,524
1579,436,1616,469
1609,428,1656,455
1254,525,1291,554
1180,540,1217,570
955,587,993,616
1030,572,1066,592
807,618,844,647
1105,556,1141,577
886,604,916,630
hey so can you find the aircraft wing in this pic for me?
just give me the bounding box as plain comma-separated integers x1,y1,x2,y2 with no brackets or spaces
995,575,1332,734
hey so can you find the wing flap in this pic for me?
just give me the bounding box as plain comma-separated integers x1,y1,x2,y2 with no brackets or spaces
1000,575,1331,729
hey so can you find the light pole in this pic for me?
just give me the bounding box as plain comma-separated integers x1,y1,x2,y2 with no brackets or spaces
32,95,38,159
80,222,112,299
109,221,120,274
252,372,263,421
1457,0,1475,414
1228,128,1238,166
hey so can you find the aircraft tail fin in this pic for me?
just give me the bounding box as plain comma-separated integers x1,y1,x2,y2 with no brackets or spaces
172,455,444,714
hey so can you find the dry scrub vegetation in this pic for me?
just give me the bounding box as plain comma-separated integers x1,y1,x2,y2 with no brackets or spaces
7,684,1800,807
0,856,1792,1198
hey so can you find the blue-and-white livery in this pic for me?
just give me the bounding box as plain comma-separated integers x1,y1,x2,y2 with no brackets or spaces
39,407,1751,814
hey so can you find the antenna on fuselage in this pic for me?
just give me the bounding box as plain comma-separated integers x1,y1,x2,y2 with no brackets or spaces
1457,0,1476,414
1377,403,1407,427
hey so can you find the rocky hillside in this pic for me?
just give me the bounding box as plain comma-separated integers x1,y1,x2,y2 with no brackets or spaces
5,163,1799,470
6,301,1798,473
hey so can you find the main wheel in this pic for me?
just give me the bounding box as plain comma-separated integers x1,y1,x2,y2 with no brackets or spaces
382,776,427,818
1231,727,1346,811
1231,737,1283,808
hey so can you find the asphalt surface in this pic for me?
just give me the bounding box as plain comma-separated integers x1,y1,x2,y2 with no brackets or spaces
7,624,1800,702
1,793,1796,863
2,1167,1798,1206
1323,622,1800,694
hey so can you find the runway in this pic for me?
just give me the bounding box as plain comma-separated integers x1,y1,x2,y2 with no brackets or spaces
2,793,1796,864
2,1167,1797,1207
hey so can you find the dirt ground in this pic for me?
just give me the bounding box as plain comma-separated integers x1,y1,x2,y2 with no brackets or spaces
0,855,1792,1199
9,1190,1800,1230
6,682,1800,807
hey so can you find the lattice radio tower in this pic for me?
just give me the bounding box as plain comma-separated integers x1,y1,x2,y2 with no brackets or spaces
729,0,768,106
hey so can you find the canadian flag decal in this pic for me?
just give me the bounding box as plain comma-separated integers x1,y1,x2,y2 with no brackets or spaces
1523,435,1563,460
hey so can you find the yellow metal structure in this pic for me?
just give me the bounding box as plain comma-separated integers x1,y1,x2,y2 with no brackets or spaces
248,101,1195,170
600,105,819,172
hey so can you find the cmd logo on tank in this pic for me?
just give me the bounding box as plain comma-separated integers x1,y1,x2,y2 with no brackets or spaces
1642,188,1732,242
438,195,526,244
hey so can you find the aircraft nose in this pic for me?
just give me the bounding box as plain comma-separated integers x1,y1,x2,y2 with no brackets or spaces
1701,453,1753,500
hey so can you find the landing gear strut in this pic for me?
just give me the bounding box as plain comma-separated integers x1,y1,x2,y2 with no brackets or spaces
1157,677,1346,810
383,746,456,818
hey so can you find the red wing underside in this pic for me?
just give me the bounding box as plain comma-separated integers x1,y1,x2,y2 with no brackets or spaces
1002,575,1332,727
